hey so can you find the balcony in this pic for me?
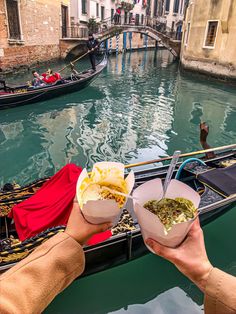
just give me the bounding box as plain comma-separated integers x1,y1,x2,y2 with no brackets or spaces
61,26,88,39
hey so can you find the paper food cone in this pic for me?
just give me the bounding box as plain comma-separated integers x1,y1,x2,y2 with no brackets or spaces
76,162,135,224
133,179,201,249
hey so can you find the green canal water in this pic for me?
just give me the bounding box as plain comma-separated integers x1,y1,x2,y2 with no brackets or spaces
0,50,235,313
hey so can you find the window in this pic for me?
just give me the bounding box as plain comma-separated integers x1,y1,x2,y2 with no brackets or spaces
96,3,99,17
204,21,218,48
135,14,139,25
6,0,21,40
141,14,144,25
146,0,151,16
184,22,190,46
154,0,158,17
111,8,114,19
101,6,105,20
173,0,180,13
82,0,87,14
165,0,170,12
179,0,184,14
61,5,68,38
124,11,128,24
158,2,163,16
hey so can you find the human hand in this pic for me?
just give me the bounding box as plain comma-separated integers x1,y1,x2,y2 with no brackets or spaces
65,201,112,245
146,218,213,292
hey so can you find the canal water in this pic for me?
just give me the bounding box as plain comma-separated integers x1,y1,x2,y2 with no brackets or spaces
0,50,235,313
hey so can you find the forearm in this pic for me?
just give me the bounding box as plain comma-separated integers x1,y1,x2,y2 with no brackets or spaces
0,232,85,314
204,268,236,314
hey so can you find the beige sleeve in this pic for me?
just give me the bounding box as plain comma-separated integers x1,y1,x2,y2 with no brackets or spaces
204,267,236,314
0,232,85,314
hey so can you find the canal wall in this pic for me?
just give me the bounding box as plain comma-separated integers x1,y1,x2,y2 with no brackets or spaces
181,57,236,82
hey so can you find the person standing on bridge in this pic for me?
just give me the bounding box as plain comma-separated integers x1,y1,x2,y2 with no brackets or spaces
114,7,121,25
87,33,99,72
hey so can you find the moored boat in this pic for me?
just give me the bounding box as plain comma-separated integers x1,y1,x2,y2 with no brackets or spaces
0,144,236,275
0,55,107,109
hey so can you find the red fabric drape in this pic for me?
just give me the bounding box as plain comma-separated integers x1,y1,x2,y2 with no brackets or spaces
10,164,112,244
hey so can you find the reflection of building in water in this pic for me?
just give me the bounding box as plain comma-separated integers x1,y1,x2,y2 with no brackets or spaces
0,105,91,185
75,102,138,167
110,287,202,314
221,105,236,135
110,49,173,74
0,122,24,141
0,119,53,185
74,51,177,167
37,106,85,167
168,77,236,152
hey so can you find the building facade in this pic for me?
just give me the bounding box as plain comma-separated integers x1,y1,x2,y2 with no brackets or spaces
70,0,147,33
68,0,150,53
163,0,184,32
148,0,184,31
0,0,70,73
181,0,236,80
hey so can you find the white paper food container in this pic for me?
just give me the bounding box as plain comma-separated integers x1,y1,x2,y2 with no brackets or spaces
76,162,135,225
133,179,201,250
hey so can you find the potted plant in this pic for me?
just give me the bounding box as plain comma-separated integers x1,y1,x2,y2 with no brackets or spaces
88,18,100,33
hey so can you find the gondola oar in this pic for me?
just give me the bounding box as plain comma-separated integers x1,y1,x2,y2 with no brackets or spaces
58,45,99,73
124,143,236,169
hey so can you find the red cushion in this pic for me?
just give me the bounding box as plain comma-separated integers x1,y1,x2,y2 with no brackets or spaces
10,164,112,245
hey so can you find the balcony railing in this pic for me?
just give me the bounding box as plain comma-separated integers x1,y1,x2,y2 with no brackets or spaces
61,26,88,39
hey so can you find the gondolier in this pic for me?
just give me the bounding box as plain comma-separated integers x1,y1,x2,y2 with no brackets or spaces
87,33,99,72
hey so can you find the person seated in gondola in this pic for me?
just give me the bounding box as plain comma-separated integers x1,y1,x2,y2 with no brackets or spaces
31,71,46,88
87,33,99,72
41,69,62,84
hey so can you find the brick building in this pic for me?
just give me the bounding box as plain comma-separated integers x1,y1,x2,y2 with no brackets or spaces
0,0,70,73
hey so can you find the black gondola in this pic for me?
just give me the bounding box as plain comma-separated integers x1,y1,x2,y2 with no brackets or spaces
0,56,107,109
0,145,236,275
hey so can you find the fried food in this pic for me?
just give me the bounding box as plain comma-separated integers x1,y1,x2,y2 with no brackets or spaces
144,197,197,232
78,165,129,209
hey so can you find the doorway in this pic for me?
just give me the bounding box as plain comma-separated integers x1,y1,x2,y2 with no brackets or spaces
61,5,68,38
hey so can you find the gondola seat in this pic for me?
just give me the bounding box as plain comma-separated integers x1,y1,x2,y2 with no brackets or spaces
197,164,236,197
52,79,65,86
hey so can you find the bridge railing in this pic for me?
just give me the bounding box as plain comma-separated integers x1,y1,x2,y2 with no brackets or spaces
61,15,182,41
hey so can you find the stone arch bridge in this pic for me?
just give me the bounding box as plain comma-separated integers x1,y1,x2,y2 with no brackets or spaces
60,19,181,59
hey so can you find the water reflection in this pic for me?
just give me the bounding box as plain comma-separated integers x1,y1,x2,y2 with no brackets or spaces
110,287,203,314
0,50,235,187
